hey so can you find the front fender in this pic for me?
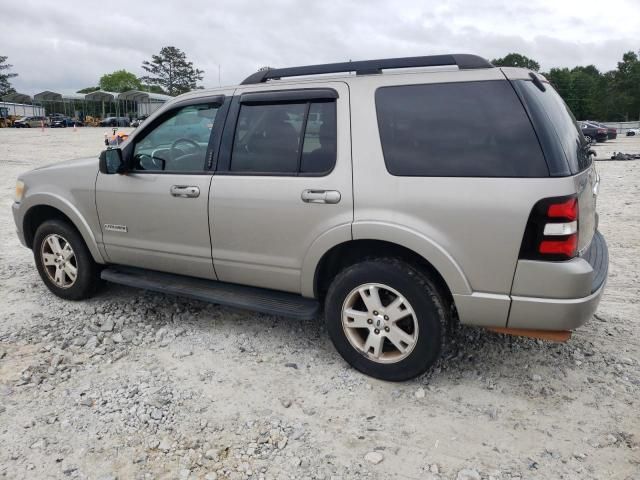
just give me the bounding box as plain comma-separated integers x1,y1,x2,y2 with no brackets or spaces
16,192,105,263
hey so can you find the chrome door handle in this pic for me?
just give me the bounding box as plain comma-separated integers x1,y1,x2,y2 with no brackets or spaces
170,185,200,198
301,189,341,204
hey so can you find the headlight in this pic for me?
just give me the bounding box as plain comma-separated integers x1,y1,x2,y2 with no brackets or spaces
15,180,25,202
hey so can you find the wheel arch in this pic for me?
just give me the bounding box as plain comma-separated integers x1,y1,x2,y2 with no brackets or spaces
22,199,104,263
310,238,466,311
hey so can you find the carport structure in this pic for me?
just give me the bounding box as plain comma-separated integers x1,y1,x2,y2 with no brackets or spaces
33,91,88,119
0,92,45,117
118,90,172,117
2,92,32,105
84,90,118,119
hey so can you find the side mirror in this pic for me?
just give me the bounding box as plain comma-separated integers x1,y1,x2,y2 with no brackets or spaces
99,148,126,174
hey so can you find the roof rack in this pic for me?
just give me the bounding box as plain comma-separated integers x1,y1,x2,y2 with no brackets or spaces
241,54,493,85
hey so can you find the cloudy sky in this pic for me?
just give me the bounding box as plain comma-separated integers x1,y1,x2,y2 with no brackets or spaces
2,0,639,95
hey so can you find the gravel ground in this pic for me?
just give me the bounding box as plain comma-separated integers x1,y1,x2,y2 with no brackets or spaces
0,128,638,480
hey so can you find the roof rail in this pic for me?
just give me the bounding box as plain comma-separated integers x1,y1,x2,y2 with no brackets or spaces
241,54,493,85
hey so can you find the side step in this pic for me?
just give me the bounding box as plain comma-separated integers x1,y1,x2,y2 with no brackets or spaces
100,266,320,320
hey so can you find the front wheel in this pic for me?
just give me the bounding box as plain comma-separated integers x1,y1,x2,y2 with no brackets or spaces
584,135,592,143
33,220,100,300
325,258,449,381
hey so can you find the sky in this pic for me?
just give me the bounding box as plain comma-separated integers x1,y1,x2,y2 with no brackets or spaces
1,0,639,95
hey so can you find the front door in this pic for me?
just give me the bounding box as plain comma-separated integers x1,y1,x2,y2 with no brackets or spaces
95,98,228,279
210,82,352,294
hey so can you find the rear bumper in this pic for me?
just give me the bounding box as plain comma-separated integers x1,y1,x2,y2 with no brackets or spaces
508,282,605,330
507,231,608,330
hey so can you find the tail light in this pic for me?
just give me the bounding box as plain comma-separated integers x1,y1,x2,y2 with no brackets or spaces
519,195,579,261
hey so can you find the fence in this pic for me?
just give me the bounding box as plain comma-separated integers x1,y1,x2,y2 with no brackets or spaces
601,121,640,135
0,101,45,117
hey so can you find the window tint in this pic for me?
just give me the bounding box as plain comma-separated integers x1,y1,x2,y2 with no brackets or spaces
375,81,548,177
230,100,336,174
301,102,336,174
231,103,305,173
132,103,219,172
515,80,591,174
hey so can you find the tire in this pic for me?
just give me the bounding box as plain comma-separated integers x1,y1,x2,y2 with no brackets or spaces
584,135,592,143
33,219,99,300
324,258,449,381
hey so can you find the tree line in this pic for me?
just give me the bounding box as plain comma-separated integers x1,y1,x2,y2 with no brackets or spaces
77,46,204,96
2,48,639,121
1,46,203,99
492,52,640,121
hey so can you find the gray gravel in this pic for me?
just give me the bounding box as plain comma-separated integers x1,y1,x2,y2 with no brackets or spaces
0,128,639,479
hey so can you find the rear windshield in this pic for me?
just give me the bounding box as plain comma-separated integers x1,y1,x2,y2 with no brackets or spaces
375,80,548,177
514,80,591,174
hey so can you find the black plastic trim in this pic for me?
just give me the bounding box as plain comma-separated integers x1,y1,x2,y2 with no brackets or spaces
580,230,608,293
240,88,338,104
101,266,319,320
241,54,493,84
528,72,546,92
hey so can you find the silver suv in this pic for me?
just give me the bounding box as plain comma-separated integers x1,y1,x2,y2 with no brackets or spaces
12,54,608,381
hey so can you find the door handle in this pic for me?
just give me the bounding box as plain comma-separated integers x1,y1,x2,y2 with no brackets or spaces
170,185,200,198
301,189,341,204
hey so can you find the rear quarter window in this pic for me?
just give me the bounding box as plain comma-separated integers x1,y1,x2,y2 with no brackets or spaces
375,80,548,177
513,80,591,175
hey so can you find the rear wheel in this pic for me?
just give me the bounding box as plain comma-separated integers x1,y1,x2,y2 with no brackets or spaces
33,220,100,300
325,258,449,381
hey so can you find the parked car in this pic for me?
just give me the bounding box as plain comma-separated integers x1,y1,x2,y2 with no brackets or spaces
12,54,608,381
578,121,608,143
626,128,639,136
131,115,148,128
14,116,48,128
50,117,84,128
587,121,617,139
99,117,131,127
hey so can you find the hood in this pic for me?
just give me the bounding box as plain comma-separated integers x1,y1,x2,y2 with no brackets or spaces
19,157,100,187
32,156,98,172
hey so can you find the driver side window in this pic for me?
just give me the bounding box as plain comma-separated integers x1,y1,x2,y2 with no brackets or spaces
132,103,219,172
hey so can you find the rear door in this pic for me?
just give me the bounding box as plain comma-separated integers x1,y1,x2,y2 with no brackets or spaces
210,82,352,294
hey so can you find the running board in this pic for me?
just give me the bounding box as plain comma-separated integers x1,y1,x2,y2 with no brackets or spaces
100,266,320,320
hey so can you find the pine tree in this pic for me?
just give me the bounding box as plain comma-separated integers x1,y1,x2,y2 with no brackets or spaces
140,47,204,96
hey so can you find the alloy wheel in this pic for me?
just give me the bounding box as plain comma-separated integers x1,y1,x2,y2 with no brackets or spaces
40,233,78,288
341,283,419,364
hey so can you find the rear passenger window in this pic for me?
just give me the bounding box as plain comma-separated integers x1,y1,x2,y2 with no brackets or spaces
375,81,548,177
230,100,336,174
301,102,337,174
